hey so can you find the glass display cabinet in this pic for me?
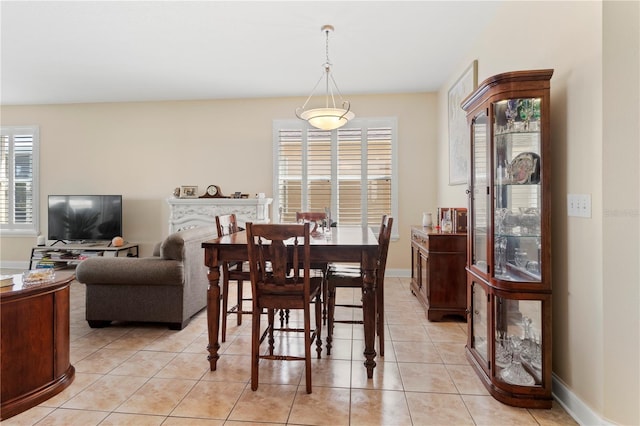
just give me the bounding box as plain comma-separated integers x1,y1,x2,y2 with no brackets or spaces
462,69,553,408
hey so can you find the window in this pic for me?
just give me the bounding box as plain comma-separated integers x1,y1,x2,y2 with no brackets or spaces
0,126,39,236
273,118,397,238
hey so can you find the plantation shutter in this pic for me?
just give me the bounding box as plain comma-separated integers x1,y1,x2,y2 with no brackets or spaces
274,118,396,231
0,126,39,235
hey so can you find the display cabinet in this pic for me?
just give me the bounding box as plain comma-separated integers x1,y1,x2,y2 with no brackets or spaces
462,69,553,408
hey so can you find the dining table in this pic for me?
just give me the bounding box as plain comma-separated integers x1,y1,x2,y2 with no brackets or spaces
202,225,381,378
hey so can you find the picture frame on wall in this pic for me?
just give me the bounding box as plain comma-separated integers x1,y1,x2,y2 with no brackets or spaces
179,185,198,199
448,60,478,185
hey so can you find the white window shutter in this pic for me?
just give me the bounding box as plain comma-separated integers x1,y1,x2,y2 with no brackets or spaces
0,126,39,235
274,118,396,233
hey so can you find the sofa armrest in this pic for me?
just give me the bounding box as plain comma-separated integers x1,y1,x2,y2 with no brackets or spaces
76,257,184,286
161,226,218,261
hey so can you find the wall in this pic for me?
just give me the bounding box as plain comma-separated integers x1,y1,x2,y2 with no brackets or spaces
436,1,638,424
602,1,640,424
0,93,436,273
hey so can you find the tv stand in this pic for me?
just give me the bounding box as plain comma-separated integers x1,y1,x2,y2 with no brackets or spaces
29,243,139,269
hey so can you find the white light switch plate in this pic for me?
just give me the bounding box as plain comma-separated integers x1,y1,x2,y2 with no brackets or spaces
567,194,591,218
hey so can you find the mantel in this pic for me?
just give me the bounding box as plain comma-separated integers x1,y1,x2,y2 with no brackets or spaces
167,197,272,233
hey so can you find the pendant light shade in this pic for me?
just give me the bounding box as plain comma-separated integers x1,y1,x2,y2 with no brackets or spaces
296,25,355,130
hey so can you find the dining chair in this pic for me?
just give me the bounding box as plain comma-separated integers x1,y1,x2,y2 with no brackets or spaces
295,211,330,324
215,214,251,342
326,215,393,357
246,222,323,394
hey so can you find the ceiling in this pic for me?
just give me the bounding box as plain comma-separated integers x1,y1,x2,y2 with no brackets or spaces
1,1,503,106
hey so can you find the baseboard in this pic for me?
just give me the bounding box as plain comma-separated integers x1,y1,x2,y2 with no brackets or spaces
552,373,612,425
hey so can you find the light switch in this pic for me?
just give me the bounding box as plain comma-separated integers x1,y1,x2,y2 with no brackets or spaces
567,194,591,218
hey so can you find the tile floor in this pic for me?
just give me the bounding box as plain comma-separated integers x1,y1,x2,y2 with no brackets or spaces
2,276,577,425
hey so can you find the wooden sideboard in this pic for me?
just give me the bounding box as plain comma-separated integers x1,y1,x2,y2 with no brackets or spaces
1,271,75,420
410,226,467,321
167,197,272,233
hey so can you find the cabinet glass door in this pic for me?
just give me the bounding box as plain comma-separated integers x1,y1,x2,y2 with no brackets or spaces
471,280,489,368
494,297,543,386
471,112,489,274
493,98,542,283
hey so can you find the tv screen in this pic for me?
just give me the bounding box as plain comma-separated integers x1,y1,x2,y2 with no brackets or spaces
48,195,123,242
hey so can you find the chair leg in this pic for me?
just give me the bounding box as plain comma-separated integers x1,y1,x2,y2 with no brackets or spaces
278,308,291,327
315,292,323,359
322,268,328,325
326,283,336,355
237,280,243,326
221,276,230,342
268,308,275,356
251,304,261,391
377,278,384,357
304,300,312,394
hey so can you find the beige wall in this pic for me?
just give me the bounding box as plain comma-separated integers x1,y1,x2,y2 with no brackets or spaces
0,93,437,272
602,1,640,424
436,1,638,424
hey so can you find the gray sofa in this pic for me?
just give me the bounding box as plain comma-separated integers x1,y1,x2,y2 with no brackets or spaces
75,226,217,330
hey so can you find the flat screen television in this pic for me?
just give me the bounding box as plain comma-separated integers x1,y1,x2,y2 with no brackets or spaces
48,195,123,243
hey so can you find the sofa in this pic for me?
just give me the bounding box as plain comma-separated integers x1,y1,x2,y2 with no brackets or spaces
75,226,217,330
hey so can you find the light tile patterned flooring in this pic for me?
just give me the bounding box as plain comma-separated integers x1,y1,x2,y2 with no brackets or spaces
2,276,577,425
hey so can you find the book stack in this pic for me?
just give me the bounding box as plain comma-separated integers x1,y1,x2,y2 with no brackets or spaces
1,274,15,288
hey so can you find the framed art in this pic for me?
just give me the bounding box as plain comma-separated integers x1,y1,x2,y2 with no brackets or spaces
448,60,478,185
179,185,198,199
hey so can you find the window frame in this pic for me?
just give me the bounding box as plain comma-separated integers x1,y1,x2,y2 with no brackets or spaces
272,117,398,239
0,126,40,237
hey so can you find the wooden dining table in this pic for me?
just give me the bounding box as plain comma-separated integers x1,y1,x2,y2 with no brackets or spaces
202,225,381,378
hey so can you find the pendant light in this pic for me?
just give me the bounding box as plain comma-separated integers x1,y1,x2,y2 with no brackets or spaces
296,25,355,130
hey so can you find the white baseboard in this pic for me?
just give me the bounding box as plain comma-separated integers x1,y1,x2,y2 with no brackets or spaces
553,373,612,426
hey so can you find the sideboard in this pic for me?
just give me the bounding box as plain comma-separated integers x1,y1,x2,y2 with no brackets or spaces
167,197,272,233
410,226,467,321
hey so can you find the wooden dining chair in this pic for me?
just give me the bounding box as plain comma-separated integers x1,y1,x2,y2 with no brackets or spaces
246,222,323,394
326,215,393,357
215,214,251,342
295,211,330,324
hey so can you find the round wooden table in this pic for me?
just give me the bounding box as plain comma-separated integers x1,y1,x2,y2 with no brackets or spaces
1,270,75,420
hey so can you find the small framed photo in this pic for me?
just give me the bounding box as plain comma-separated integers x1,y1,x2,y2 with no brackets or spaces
179,185,198,199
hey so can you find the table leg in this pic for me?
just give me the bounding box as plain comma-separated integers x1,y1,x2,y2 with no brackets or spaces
361,254,377,378
206,264,221,371
376,269,385,357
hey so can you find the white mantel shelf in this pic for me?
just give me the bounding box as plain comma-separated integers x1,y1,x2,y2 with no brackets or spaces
167,197,272,233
